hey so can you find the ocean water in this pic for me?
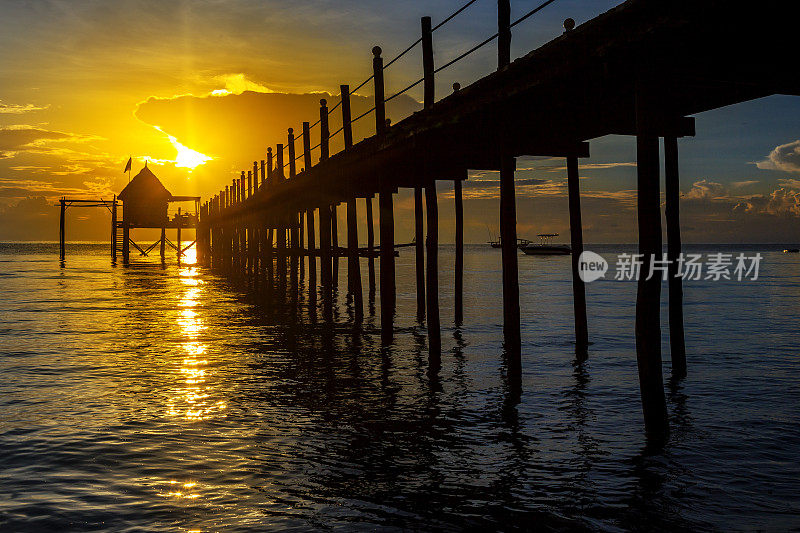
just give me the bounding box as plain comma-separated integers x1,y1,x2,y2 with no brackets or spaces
1,242,799,531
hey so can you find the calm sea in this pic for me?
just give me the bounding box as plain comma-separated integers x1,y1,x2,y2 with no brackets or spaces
1,242,798,531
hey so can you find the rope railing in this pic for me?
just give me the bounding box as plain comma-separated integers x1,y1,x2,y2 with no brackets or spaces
218,0,561,209
350,105,376,125
385,76,425,103
435,0,559,75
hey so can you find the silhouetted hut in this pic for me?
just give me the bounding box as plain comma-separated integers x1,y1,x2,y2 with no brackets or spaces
118,164,172,227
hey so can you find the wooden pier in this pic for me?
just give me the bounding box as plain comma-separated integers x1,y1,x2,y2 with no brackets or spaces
190,0,796,442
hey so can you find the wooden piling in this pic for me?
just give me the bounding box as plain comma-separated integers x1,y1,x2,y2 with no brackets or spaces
497,0,520,365
664,135,687,378
341,84,363,321
500,155,521,358
176,207,182,263
635,85,669,442
567,154,589,358
454,177,464,325
366,195,376,297
414,187,425,321
303,121,316,296
319,100,333,297
379,187,395,340
160,226,166,259
111,197,117,261
288,129,299,289
374,45,394,339
59,199,65,261
425,180,441,356
122,211,130,264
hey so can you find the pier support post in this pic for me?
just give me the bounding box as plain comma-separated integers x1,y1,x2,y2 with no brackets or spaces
635,85,669,442
366,195,376,299
454,177,464,325
319,207,333,317
303,121,316,299
414,187,425,321
319,100,333,302
664,135,687,378
59,199,65,261
176,208,182,264
266,227,274,283
111,197,117,261
122,214,130,264
567,154,589,358
331,205,339,284
160,226,166,260
379,186,395,341
307,208,317,309
425,179,441,357
500,155,521,360
341,84,363,322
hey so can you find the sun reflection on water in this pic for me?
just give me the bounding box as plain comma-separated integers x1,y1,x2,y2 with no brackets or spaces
166,248,227,422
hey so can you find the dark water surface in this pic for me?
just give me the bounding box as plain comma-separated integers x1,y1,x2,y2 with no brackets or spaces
1,242,799,531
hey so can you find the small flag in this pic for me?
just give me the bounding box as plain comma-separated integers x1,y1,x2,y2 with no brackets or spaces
123,157,132,173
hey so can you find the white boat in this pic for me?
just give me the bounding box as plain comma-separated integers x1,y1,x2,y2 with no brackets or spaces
520,233,571,255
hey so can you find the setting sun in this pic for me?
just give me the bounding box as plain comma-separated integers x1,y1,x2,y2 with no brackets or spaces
167,134,212,170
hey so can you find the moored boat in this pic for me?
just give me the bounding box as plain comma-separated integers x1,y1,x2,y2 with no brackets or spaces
520,233,571,255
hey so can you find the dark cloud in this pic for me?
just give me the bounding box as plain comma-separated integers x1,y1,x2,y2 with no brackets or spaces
757,139,800,173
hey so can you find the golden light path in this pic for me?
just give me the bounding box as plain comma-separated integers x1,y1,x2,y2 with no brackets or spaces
160,246,225,504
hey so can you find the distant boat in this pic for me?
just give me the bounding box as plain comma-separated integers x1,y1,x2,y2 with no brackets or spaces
784,248,799,253
486,225,533,248
487,237,533,249
520,233,571,255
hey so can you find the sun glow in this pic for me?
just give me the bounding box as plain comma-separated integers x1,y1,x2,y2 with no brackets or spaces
152,126,212,170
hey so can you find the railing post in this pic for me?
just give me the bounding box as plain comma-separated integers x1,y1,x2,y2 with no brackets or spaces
253,161,259,193
260,159,266,187
373,47,386,135
276,144,284,180
422,16,434,106
247,170,252,199
498,0,511,68
267,147,273,186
